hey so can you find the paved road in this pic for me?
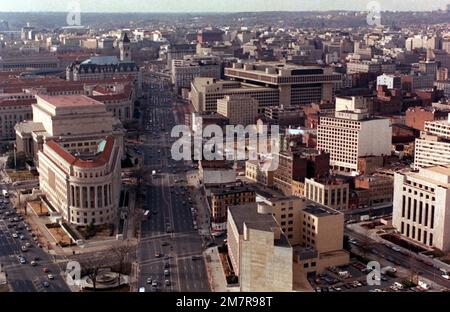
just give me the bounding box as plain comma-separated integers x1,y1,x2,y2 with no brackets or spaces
136,77,210,292
346,228,450,289
0,201,70,292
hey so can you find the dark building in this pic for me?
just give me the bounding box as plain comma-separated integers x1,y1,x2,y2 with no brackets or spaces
197,29,224,44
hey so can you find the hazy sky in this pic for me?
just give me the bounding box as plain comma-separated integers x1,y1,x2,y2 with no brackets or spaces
0,0,448,13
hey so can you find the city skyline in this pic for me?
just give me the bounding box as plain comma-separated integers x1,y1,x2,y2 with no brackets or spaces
0,0,450,13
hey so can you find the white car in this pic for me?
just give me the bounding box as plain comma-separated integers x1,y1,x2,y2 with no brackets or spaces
12,233,18,238
442,274,450,280
48,274,54,280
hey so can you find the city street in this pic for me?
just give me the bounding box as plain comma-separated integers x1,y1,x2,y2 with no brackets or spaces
346,228,450,290
136,74,210,292
0,198,70,292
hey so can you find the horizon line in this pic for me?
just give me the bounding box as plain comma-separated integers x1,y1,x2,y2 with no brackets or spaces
0,9,446,14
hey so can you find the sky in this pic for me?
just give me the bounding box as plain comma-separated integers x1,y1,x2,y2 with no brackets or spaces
0,0,448,13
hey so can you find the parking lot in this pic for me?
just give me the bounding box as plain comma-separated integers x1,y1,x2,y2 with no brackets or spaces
309,260,431,292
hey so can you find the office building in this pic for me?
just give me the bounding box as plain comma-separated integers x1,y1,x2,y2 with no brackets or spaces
216,95,258,126
209,185,256,231
317,100,392,175
15,95,123,226
66,34,141,94
190,78,279,113
0,96,34,140
393,165,450,252
225,62,341,107
304,178,349,211
227,204,294,291
245,160,274,187
166,44,197,68
377,74,401,90
227,201,349,291
197,29,224,43
15,95,123,160
414,114,450,169
171,55,221,94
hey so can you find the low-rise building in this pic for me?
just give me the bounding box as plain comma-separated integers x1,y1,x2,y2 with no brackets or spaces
304,177,350,211
354,175,393,209
245,160,274,187
209,185,256,230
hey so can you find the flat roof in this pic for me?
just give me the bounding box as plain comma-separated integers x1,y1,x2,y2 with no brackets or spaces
37,94,104,108
303,203,340,217
425,165,450,176
228,203,290,247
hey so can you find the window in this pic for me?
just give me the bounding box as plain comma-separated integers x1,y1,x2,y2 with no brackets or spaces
430,206,435,229
303,263,309,268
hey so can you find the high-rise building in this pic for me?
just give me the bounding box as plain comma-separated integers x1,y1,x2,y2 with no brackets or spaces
393,165,450,252
317,99,392,175
225,62,341,107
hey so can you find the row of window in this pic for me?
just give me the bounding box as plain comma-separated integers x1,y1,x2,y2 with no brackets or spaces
400,222,433,246
401,195,435,229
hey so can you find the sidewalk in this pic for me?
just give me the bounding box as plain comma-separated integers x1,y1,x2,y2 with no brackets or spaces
203,247,238,292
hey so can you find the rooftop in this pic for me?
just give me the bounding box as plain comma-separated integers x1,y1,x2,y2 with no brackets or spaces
45,136,115,169
228,203,290,247
81,56,119,65
303,203,341,217
36,94,104,108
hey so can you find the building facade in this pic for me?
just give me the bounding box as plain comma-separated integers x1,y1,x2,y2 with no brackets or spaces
414,114,450,170
216,95,258,126
171,55,222,94
393,166,450,252
318,109,392,175
304,178,350,211
225,62,341,107
190,78,279,113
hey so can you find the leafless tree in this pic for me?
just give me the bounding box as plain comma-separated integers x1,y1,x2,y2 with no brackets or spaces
109,241,136,282
79,254,109,291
